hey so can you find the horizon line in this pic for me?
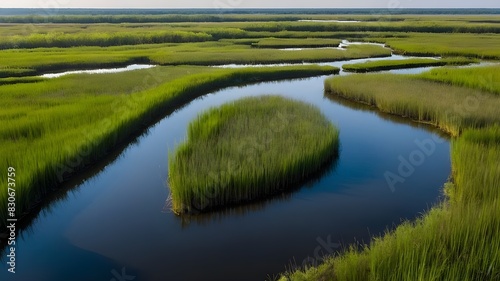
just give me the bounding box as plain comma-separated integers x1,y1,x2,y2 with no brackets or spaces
1,7,500,10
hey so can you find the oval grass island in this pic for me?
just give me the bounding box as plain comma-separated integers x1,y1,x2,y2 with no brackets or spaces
168,95,339,214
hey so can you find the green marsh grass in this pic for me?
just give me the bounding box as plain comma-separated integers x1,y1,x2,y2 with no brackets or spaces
323,73,500,135
0,14,498,279
253,38,342,48
374,33,500,59
342,57,477,73
168,96,339,214
418,64,500,95
281,68,500,281
0,76,45,85
0,65,338,229
149,44,391,66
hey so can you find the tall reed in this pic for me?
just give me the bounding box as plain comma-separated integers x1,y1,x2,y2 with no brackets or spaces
168,96,339,214
324,73,500,136
342,57,477,73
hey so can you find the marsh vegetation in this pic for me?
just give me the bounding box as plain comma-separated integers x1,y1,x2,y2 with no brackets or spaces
283,64,500,281
168,96,339,214
0,10,499,281
342,57,478,72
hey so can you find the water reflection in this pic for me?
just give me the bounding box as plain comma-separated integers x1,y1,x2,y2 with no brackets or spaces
41,64,156,78
172,153,340,228
323,93,449,139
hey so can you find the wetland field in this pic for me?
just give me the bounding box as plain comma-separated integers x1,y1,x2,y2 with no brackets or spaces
0,8,499,281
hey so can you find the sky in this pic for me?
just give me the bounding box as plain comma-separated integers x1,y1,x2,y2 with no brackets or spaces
0,0,499,9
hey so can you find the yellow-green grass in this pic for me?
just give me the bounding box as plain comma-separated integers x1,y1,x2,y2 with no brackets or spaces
0,29,213,49
323,73,500,136
373,33,500,59
0,64,338,229
342,57,478,73
1,15,498,49
168,96,339,214
280,71,500,281
0,67,37,78
253,38,342,48
150,44,390,65
0,76,45,85
418,64,500,95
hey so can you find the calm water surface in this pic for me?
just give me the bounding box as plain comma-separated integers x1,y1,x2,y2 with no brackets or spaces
1,75,451,281
41,64,156,78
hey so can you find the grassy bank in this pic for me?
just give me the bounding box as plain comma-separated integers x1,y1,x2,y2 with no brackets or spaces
418,64,500,95
323,73,500,135
253,38,342,48
0,65,338,230
373,33,500,59
149,44,390,66
168,96,339,214
0,76,45,85
342,57,477,73
280,68,500,280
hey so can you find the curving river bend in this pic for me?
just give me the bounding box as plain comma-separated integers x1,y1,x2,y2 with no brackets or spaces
2,48,452,281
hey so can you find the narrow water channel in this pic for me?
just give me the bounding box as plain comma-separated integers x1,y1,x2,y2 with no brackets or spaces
0,73,450,281
39,41,445,79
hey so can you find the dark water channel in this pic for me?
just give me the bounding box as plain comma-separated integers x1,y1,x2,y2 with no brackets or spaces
1,74,450,281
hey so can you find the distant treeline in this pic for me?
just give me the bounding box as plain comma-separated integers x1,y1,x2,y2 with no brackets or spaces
0,14,303,23
0,8,499,16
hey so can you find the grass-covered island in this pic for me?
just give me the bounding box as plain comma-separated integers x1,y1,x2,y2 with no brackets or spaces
342,57,477,73
168,95,339,214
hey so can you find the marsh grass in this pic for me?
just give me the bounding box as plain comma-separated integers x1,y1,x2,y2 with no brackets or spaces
253,38,342,48
0,76,45,85
418,64,500,95
149,44,391,66
375,33,500,59
168,96,339,214
281,69,500,281
0,65,337,229
0,67,37,78
324,73,500,135
342,57,477,73
0,30,213,49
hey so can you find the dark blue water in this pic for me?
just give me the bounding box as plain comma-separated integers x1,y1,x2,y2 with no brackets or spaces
1,75,450,281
